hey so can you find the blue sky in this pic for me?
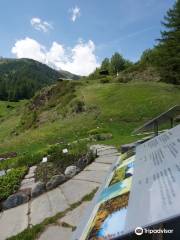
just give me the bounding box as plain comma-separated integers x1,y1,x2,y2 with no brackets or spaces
0,0,175,75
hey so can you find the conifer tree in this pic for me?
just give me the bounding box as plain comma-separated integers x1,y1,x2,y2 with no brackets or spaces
157,0,180,84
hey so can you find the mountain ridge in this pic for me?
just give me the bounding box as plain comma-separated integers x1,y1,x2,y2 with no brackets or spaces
0,58,80,101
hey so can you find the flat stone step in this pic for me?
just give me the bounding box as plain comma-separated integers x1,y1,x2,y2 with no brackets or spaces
84,162,111,172
30,188,69,225
97,148,118,156
73,170,108,184
20,178,36,190
0,203,28,240
38,225,72,240
24,166,37,179
60,179,99,205
59,201,90,227
95,155,120,164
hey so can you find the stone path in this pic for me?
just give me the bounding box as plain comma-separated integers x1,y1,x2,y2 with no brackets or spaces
0,145,119,240
20,166,37,190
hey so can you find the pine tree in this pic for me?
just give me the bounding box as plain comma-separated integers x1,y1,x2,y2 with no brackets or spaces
101,58,110,72
157,0,180,84
110,53,126,75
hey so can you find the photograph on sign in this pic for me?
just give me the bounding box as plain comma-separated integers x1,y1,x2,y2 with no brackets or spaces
109,162,134,187
85,193,130,240
105,156,135,187
79,154,135,240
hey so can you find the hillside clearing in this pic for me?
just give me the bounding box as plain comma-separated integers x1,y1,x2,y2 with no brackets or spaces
0,81,179,156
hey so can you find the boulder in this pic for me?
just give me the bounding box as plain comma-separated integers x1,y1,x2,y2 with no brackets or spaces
121,142,137,154
77,157,87,169
31,182,46,198
46,174,66,191
2,192,29,209
19,188,31,197
64,166,80,178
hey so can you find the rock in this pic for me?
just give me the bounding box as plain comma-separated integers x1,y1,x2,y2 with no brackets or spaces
29,165,37,173
20,178,35,190
64,165,80,178
0,170,6,177
19,188,31,197
77,151,96,170
46,174,66,191
31,182,46,198
121,142,137,153
24,166,37,179
2,192,29,209
77,156,88,169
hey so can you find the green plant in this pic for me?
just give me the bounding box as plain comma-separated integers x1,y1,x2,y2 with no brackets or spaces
0,152,46,170
87,128,108,136
71,99,85,113
16,152,45,167
93,133,113,141
0,166,28,201
35,162,60,183
100,78,110,84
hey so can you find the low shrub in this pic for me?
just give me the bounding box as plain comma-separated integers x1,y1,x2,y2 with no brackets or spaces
87,128,108,136
70,99,85,113
99,75,114,84
93,133,113,141
16,152,45,167
0,152,46,170
35,162,60,183
36,141,95,182
0,167,28,201
100,78,110,84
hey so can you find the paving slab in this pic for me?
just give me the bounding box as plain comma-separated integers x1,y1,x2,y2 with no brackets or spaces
24,166,37,179
84,162,111,172
21,178,35,185
60,179,99,205
59,202,90,227
20,178,36,190
30,193,52,225
90,144,114,150
73,170,108,184
47,188,70,216
90,145,115,155
30,188,69,225
95,154,119,164
38,225,72,240
97,148,118,156
0,203,28,240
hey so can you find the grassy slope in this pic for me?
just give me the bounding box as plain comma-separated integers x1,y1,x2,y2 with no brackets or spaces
0,100,27,143
0,81,180,155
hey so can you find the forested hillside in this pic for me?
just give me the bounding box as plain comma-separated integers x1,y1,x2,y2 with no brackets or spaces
0,58,79,101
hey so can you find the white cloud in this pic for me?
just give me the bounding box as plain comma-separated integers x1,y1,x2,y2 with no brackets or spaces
11,38,46,62
70,6,80,22
30,17,53,32
11,37,99,76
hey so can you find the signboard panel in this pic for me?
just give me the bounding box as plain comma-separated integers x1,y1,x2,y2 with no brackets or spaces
125,124,180,233
73,124,180,240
